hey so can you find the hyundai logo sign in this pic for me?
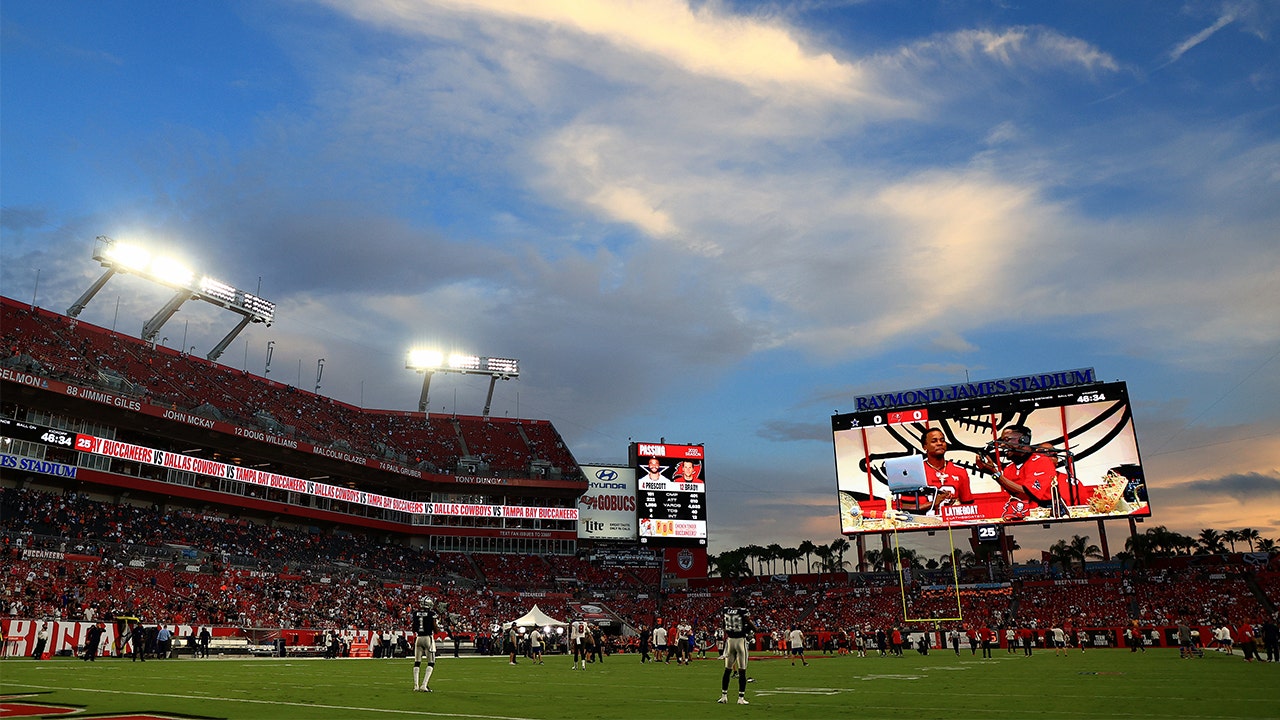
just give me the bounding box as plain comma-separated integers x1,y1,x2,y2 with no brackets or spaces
595,468,618,482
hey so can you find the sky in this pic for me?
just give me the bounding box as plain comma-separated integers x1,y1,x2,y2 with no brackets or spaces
2,0,1278,562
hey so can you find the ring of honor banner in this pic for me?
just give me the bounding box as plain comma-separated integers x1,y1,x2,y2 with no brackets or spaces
631,442,707,547
832,377,1151,535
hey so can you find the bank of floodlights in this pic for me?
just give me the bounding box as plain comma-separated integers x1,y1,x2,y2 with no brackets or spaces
67,235,275,361
406,349,520,416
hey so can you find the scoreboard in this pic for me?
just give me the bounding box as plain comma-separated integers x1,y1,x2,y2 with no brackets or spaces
630,442,707,547
0,417,77,449
832,379,1151,534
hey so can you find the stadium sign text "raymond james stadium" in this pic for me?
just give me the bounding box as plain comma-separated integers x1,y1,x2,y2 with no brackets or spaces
852,368,1097,411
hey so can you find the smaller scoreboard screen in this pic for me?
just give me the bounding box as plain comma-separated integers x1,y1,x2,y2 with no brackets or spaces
630,442,707,547
0,417,77,449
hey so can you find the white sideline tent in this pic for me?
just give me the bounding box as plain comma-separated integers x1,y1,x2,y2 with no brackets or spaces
508,605,566,628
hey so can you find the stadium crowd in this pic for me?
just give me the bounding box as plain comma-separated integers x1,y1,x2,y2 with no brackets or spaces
3,294,1277,661
4,486,1277,659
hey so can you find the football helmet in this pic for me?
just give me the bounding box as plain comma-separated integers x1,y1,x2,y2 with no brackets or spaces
420,596,435,609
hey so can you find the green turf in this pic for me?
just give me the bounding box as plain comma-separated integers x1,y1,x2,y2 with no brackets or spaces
2,649,1276,720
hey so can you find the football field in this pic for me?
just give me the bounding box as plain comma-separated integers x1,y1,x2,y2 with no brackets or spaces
2,649,1276,720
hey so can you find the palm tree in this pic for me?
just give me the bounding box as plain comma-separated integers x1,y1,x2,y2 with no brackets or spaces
743,544,766,575
1145,526,1194,556
1222,529,1240,553
1240,528,1261,552
783,547,804,574
1048,539,1074,570
798,540,816,574
896,547,923,570
831,537,851,571
1197,529,1225,555
766,543,785,574
1140,526,1167,556
1257,538,1277,553
1125,532,1155,567
865,548,885,572
814,544,834,573
1067,534,1102,572
711,549,751,579
1178,534,1198,556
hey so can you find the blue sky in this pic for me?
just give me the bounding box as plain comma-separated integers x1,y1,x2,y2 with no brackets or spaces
2,0,1278,559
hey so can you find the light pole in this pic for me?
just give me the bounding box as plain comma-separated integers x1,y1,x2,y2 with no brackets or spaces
405,350,519,416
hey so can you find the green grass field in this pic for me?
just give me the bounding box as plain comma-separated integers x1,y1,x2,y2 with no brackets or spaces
2,649,1276,720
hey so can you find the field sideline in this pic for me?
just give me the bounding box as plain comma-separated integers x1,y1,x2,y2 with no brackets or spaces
2,649,1276,720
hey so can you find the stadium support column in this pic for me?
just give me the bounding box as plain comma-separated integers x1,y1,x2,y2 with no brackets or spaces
207,315,253,362
1097,519,1111,561
856,535,866,572
142,288,194,343
417,370,435,412
67,267,117,318
482,376,499,417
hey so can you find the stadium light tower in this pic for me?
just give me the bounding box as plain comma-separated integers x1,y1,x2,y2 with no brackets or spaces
67,235,275,361
406,349,519,415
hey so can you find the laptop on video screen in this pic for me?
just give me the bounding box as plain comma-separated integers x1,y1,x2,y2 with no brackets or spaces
884,455,929,493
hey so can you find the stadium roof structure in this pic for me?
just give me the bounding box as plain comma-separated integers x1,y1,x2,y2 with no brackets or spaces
67,235,274,362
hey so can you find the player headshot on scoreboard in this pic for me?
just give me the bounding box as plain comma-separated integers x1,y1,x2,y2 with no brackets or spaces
675,460,702,483
640,456,667,482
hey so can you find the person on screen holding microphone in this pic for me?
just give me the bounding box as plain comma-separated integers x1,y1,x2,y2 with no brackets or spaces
975,425,1058,520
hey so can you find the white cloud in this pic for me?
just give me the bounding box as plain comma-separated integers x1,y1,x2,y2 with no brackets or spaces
1166,12,1236,65
327,0,872,100
875,26,1120,74
929,333,977,355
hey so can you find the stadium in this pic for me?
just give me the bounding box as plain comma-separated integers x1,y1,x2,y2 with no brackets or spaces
2,285,1278,718
4,3,1280,718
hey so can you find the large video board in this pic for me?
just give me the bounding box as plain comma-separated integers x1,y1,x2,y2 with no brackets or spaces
832,378,1150,535
630,442,707,547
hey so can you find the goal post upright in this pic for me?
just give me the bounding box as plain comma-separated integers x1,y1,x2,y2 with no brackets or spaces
893,524,964,625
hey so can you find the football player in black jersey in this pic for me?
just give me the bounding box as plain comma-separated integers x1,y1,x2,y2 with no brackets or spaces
411,596,447,692
718,596,756,705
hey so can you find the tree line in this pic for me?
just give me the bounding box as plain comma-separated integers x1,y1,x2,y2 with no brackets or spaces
709,526,1275,578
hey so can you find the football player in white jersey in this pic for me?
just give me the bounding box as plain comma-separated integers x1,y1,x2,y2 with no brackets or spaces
570,618,590,669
